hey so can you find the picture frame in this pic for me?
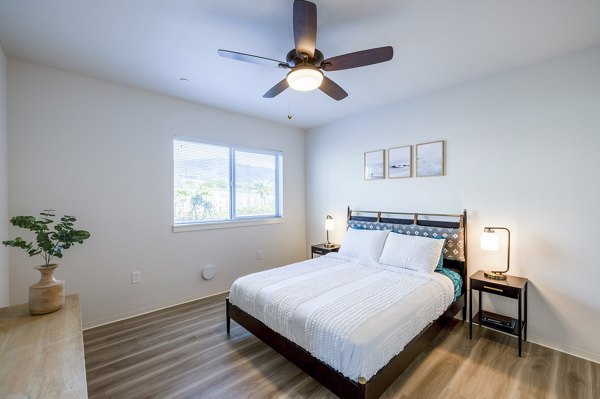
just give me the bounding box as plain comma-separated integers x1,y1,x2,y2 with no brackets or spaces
387,145,412,178
416,140,445,177
364,149,385,180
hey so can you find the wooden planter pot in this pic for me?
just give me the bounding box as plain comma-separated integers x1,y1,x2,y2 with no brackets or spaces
29,264,65,315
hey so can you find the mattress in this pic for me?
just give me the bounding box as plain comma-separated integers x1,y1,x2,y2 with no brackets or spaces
229,253,455,381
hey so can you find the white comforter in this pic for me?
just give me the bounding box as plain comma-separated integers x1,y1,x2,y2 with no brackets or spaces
229,253,454,381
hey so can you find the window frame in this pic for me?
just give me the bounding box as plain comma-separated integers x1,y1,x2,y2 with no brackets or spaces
172,136,283,232
231,146,282,221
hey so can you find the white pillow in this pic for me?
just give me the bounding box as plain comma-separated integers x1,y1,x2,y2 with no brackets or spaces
379,232,445,273
338,228,389,263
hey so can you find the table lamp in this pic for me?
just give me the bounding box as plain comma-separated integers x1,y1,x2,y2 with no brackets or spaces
325,215,335,248
481,226,511,280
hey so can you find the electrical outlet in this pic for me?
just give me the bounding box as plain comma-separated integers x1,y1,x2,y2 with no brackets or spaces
257,250,263,260
131,271,142,284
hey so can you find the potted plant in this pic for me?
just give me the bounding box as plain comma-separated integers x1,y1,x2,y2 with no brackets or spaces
2,210,90,314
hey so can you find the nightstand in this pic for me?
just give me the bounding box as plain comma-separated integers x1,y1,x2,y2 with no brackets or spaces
469,270,528,356
311,243,340,258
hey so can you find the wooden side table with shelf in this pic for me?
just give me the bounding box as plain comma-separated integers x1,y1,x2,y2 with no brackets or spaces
311,243,340,258
469,270,528,356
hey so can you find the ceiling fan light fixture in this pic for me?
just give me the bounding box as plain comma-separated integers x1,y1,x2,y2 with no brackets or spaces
286,66,323,91
219,1,393,100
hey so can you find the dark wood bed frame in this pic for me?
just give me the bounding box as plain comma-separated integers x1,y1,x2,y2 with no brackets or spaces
226,208,468,399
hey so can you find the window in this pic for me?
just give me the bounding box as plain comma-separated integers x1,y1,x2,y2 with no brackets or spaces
174,138,282,226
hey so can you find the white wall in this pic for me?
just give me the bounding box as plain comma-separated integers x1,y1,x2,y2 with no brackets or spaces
0,45,8,307
7,60,306,327
306,46,600,362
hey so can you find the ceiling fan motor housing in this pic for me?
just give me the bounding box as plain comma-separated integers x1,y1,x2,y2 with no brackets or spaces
286,49,324,68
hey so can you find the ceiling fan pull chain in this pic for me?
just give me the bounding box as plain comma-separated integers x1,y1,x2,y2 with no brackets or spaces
287,92,293,120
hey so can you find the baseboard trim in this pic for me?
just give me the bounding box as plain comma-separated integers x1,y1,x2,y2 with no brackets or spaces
527,333,600,365
82,289,229,330
465,313,599,365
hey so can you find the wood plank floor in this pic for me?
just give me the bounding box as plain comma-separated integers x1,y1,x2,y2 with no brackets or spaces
84,293,599,398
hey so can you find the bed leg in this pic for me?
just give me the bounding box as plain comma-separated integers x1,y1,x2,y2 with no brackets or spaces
358,377,367,399
463,295,467,322
226,297,231,336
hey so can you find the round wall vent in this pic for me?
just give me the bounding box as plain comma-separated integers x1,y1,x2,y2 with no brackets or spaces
202,265,216,280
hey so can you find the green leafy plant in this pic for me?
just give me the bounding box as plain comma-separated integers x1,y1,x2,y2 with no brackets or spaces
2,210,91,267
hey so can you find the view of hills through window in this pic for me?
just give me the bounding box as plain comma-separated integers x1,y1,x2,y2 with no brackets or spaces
174,139,280,224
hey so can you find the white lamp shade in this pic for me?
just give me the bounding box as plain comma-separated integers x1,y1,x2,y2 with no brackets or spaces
325,218,335,231
287,67,323,91
480,231,499,251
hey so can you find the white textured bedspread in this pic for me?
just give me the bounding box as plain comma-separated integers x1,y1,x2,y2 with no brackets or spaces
229,253,454,381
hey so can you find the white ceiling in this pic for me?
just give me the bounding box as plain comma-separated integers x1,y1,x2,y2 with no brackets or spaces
1,0,600,129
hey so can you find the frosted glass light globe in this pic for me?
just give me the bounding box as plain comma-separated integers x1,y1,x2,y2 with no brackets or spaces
286,66,323,91
480,231,499,251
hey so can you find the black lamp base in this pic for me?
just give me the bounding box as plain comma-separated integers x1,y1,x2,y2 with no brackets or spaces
484,271,508,280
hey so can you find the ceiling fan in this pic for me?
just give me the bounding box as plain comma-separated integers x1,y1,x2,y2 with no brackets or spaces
218,0,394,101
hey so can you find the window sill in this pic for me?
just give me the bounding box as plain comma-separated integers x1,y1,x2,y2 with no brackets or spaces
172,217,285,233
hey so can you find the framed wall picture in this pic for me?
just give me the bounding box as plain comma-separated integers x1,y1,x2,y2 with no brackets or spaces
364,149,385,180
416,140,445,177
388,145,412,178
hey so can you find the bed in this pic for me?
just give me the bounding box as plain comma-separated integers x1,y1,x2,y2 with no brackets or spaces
226,208,467,398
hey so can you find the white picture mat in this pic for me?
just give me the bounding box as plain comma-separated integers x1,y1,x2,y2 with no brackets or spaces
416,141,444,177
388,146,412,178
364,150,385,179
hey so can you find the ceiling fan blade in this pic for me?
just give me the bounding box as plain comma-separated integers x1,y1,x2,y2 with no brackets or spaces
218,49,287,68
319,76,348,101
263,79,289,98
293,0,317,59
322,46,393,71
